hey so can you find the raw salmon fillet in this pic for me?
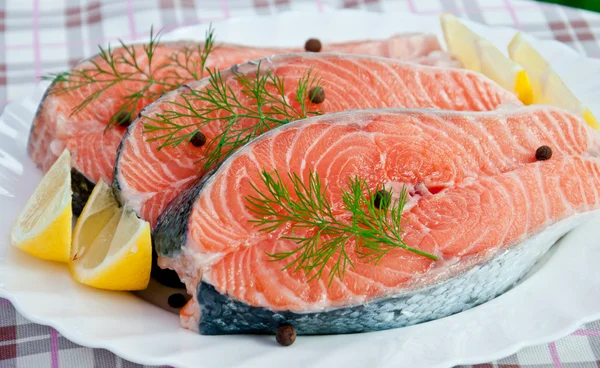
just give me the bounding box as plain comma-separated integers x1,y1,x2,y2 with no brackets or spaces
153,106,600,334
27,34,454,213
115,53,521,227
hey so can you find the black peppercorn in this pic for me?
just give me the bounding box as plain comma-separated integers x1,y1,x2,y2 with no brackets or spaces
535,145,552,161
190,131,207,147
114,111,132,127
167,293,188,309
304,38,322,52
373,189,392,209
276,325,296,346
308,86,325,104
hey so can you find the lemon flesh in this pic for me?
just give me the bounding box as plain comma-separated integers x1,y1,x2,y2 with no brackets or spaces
441,14,533,104
509,32,599,129
11,150,72,262
71,180,151,291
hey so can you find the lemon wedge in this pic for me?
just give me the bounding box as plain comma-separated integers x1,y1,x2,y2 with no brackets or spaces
509,32,599,129
441,14,533,104
11,150,72,262
71,180,151,291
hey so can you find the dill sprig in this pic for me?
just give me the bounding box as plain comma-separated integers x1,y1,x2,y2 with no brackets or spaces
43,26,216,131
162,26,216,83
245,170,438,285
143,62,322,172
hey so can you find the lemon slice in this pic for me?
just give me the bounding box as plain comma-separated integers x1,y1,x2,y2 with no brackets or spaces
509,32,599,129
11,150,72,262
71,180,151,291
441,14,533,104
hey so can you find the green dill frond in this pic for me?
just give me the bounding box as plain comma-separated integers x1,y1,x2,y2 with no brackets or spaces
245,170,438,286
142,62,323,173
42,25,216,132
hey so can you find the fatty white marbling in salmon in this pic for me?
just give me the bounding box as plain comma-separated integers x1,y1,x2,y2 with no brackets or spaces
114,53,519,228
27,34,455,214
153,106,600,334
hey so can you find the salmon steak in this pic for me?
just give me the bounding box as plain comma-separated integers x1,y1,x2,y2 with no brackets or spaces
27,33,455,214
153,106,600,334
115,53,521,228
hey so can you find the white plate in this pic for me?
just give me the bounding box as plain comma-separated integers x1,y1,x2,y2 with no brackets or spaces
2,10,600,368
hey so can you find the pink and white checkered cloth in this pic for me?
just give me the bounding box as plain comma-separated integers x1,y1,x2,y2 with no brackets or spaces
1,1,600,367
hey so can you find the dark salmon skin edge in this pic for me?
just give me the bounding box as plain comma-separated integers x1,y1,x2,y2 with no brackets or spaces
153,168,216,258
196,278,494,335
152,130,564,335
195,227,557,335
71,168,95,215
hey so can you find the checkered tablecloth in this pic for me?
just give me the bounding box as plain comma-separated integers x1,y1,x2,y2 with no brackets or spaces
1,0,600,367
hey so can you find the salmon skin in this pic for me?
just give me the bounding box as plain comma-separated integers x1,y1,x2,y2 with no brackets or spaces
114,53,520,228
153,106,600,334
27,34,452,214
